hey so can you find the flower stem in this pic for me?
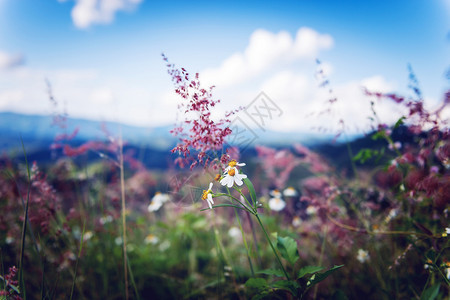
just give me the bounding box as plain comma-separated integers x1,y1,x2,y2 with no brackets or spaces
119,133,129,300
234,207,255,277
254,214,290,280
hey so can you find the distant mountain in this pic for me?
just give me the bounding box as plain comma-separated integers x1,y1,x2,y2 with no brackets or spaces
0,112,421,172
0,112,337,152
0,112,177,151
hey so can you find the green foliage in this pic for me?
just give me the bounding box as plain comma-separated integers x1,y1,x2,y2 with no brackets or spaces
297,266,324,279
353,148,385,164
245,277,269,292
256,269,286,277
394,116,406,129
243,177,257,208
420,284,440,300
276,236,299,266
306,265,344,286
271,279,300,296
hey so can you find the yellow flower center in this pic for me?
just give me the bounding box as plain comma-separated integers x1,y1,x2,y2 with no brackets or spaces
228,160,237,167
202,189,211,201
228,168,236,176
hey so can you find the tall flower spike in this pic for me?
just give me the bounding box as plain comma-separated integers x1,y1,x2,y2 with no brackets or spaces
220,167,247,188
202,182,214,209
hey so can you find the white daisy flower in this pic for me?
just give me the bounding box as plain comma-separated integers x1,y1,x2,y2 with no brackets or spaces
202,182,215,209
224,159,246,172
292,216,302,227
228,226,242,239
152,192,170,203
220,167,247,188
147,192,170,212
5,236,14,244
100,215,113,225
144,234,159,245
147,198,163,212
356,249,370,263
283,187,298,197
424,259,433,270
269,197,286,211
83,231,93,242
306,205,318,215
270,189,282,198
158,240,171,251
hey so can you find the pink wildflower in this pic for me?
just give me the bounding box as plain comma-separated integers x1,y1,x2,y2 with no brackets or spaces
163,54,240,169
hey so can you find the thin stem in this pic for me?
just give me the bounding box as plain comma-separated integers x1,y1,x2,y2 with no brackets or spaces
254,214,290,280
19,138,31,299
345,138,358,179
225,186,255,276
213,193,252,212
246,211,263,268
326,213,442,238
313,225,328,300
234,207,255,277
234,187,256,212
70,219,86,300
119,133,129,300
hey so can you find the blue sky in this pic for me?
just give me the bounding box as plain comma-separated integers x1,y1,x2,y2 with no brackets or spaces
0,0,449,135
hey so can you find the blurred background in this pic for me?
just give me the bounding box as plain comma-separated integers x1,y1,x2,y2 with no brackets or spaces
1,1,449,299
0,0,449,150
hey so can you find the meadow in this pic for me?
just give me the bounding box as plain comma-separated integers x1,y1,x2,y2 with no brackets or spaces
0,59,449,299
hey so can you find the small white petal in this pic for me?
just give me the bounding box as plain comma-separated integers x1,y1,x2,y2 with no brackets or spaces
227,178,234,188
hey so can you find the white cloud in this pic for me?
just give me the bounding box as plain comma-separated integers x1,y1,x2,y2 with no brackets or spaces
0,90,25,109
207,67,404,135
201,27,333,88
260,72,405,134
193,27,415,136
0,51,25,70
64,0,144,29
90,87,114,105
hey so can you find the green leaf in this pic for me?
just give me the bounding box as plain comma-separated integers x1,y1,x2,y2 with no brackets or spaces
420,283,440,300
276,236,299,266
245,278,269,294
297,266,324,279
243,177,257,207
256,269,285,277
371,131,386,141
394,116,406,129
271,280,300,296
353,149,374,164
308,265,344,286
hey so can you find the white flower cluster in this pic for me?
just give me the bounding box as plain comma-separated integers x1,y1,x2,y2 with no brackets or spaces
202,160,248,209
220,160,247,188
